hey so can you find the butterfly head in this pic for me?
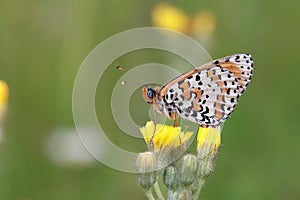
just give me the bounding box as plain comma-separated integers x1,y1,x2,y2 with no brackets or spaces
143,86,157,104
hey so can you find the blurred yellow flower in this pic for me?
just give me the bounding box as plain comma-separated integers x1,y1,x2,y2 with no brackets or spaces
151,2,191,34
197,126,221,153
192,11,216,36
0,80,9,119
140,121,193,152
151,3,216,39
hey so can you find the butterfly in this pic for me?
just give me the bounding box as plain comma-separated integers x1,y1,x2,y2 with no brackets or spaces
143,54,253,127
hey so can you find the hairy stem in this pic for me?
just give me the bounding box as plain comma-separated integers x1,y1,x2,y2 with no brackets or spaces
153,182,165,200
145,188,155,200
192,178,206,200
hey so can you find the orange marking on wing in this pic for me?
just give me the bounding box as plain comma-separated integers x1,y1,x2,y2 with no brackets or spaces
159,86,169,97
210,75,224,87
217,94,223,102
182,90,191,100
192,101,202,111
219,63,239,69
215,110,224,120
159,69,199,96
193,88,203,99
179,81,190,90
221,88,229,94
219,63,242,74
208,70,215,76
179,82,192,100
211,76,224,88
215,102,221,111
211,75,219,81
192,88,203,111
219,63,247,85
216,81,224,87
235,73,247,79
183,69,199,77
237,79,245,86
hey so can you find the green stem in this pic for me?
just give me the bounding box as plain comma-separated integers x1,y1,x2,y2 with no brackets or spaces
153,182,165,200
192,178,206,200
145,188,155,200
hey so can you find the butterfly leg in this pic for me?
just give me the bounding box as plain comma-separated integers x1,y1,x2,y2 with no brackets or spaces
149,105,157,148
169,112,178,127
174,118,178,127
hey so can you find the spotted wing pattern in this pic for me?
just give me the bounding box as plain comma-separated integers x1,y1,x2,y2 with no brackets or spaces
157,54,253,127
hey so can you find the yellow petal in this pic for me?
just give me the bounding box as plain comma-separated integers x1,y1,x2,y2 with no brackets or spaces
0,80,9,119
140,121,163,144
0,80,8,108
140,121,194,152
152,2,191,34
197,127,221,150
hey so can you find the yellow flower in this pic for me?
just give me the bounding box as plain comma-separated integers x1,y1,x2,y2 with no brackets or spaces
192,11,216,36
151,3,217,38
151,2,191,34
140,121,193,152
197,127,221,179
197,126,221,156
0,80,9,120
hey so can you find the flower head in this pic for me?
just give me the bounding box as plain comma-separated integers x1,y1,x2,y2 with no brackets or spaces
140,121,193,152
196,126,221,181
138,122,223,199
0,80,9,120
151,2,191,34
197,126,221,158
151,3,216,38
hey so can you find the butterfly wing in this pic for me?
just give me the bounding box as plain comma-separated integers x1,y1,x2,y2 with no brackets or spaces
158,54,253,126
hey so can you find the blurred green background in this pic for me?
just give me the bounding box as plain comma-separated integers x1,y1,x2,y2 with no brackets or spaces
0,0,299,199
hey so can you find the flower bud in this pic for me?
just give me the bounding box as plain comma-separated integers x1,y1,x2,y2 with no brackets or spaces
136,152,157,189
163,165,178,190
180,154,198,186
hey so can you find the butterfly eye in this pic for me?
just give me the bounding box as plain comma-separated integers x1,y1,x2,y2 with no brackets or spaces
147,88,155,99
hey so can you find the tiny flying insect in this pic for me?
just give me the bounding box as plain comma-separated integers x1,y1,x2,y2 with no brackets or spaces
115,65,126,72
